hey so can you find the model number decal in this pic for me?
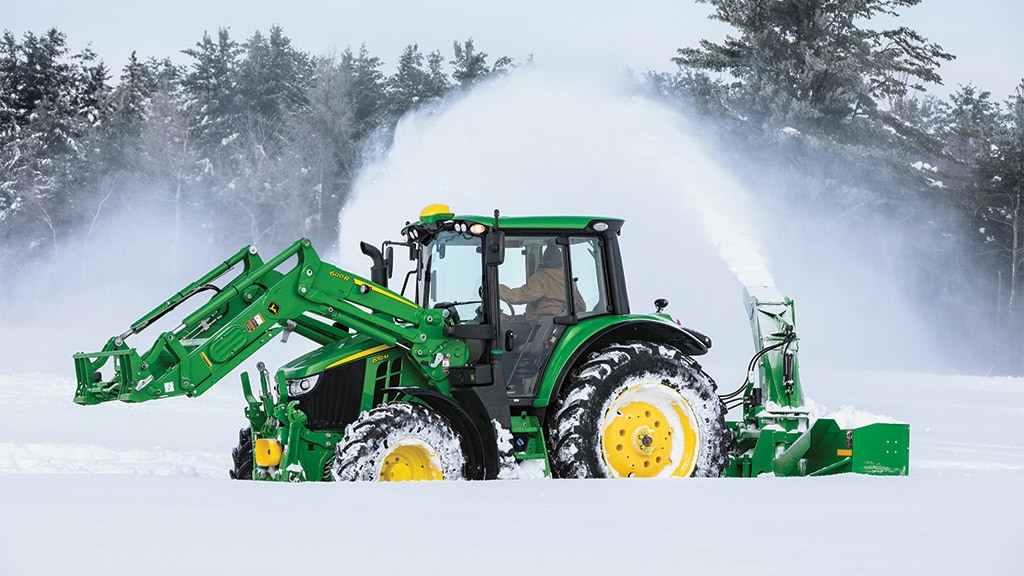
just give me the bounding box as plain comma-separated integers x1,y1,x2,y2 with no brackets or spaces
329,270,351,281
371,354,390,364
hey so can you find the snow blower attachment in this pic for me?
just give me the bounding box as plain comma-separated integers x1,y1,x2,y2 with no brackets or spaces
722,286,909,476
72,205,909,481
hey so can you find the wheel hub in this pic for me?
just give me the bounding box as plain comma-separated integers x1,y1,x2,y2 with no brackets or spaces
601,383,701,478
379,439,444,481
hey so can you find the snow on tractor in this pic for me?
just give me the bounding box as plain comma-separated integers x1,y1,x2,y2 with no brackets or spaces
73,204,909,481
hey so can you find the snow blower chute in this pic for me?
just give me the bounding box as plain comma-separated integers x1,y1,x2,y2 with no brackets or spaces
721,286,909,476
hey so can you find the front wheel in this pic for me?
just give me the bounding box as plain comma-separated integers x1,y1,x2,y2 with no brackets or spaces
229,427,253,480
331,402,467,481
547,341,730,478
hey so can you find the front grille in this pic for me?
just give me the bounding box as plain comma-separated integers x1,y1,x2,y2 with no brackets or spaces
294,360,366,431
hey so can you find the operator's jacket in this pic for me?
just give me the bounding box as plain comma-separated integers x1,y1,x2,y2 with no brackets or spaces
500,268,586,320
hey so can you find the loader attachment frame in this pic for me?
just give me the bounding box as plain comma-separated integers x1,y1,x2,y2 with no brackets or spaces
74,243,269,405
73,238,467,406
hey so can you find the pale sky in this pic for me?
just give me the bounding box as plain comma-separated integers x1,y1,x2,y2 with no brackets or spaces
5,0,1023,99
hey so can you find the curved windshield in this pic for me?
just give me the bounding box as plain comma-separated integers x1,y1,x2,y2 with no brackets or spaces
421,231,484,324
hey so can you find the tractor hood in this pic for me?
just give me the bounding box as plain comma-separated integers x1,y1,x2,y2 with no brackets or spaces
278,335,393,379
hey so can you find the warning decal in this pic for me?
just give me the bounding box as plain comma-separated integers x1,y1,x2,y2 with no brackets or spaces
245,313,265,332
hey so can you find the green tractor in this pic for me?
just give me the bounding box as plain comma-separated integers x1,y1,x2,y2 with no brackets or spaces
73,204,908,481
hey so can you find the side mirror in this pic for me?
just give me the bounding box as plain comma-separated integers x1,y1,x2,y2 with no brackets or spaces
360,241,389,288
484,230,505,266
385,246,394,279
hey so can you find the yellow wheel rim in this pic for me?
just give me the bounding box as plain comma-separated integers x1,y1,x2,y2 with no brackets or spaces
378,439,444,481
601,382,700,478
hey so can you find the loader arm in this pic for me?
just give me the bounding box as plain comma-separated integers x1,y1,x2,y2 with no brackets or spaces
74,238,467,405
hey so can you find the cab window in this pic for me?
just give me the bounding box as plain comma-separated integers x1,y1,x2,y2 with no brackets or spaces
422,231,484,324
569,236,608,319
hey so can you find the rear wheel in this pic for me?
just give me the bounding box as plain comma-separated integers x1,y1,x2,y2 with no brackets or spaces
331,402,467,481
547,341,730,478
229,427,253,480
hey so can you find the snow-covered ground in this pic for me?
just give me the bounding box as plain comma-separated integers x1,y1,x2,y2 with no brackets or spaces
1,370,1021,575
1,70,1021,575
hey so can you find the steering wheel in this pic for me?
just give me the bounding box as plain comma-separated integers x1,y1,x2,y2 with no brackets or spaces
433,300,481,324
499,297,516,318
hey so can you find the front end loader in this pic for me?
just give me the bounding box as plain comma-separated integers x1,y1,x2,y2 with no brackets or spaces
73,204,909,481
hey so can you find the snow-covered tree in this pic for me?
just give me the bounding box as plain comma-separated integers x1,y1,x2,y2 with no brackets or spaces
131,78,205,272
236,26,312,126
972,83,1024,345
385,44,450,118
280,54,359,248
0,28,109,257
181,28,242,150
340,45,386,139
674,0,954,133
450,38,513,88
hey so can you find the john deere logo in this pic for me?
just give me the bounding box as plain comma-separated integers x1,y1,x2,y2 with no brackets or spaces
268,302,280,315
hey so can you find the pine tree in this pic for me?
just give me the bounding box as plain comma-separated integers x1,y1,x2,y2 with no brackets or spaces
939,85,1000,169
450,38,514,88
973,82,1024,356
182,28,242,149
424,50,451,99
385,45,453,119
281,54,358,247
386,44,431,118
0,28,106,258
236,26,312,125
109,52,149,135
450,38,489,86
674,0,954,133
340,45,386,139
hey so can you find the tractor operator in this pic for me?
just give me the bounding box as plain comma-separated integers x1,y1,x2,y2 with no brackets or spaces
499,244,585,320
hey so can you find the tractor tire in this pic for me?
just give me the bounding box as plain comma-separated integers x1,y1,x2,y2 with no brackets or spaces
229,427,254,480
331,402,467,481
547,341,730,478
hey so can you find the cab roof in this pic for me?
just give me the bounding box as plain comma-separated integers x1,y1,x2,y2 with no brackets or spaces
414,204,624,233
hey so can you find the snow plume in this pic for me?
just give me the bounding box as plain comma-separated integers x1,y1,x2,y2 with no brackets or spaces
0,200,302,375
337,67,775,377
0,202,209,374
340,68,774,287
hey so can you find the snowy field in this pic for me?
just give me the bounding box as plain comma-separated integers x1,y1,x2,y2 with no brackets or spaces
1,370,1021,576
2,69,1021,575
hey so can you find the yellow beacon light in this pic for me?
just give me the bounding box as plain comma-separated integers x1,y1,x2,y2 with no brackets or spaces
419,204,455,223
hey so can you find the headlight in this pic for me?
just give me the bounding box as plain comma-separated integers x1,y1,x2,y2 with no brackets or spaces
287,376,318,397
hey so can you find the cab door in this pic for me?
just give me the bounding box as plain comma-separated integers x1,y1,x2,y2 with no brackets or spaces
498,234,611,405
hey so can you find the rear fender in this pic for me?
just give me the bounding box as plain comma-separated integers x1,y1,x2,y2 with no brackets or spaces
535,316,712,409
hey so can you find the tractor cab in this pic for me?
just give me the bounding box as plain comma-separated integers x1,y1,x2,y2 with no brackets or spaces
402,204,628,404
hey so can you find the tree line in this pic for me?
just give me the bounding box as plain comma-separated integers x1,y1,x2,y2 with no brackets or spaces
1,1,1021,372
648,0,1023,373
0,26,513,277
